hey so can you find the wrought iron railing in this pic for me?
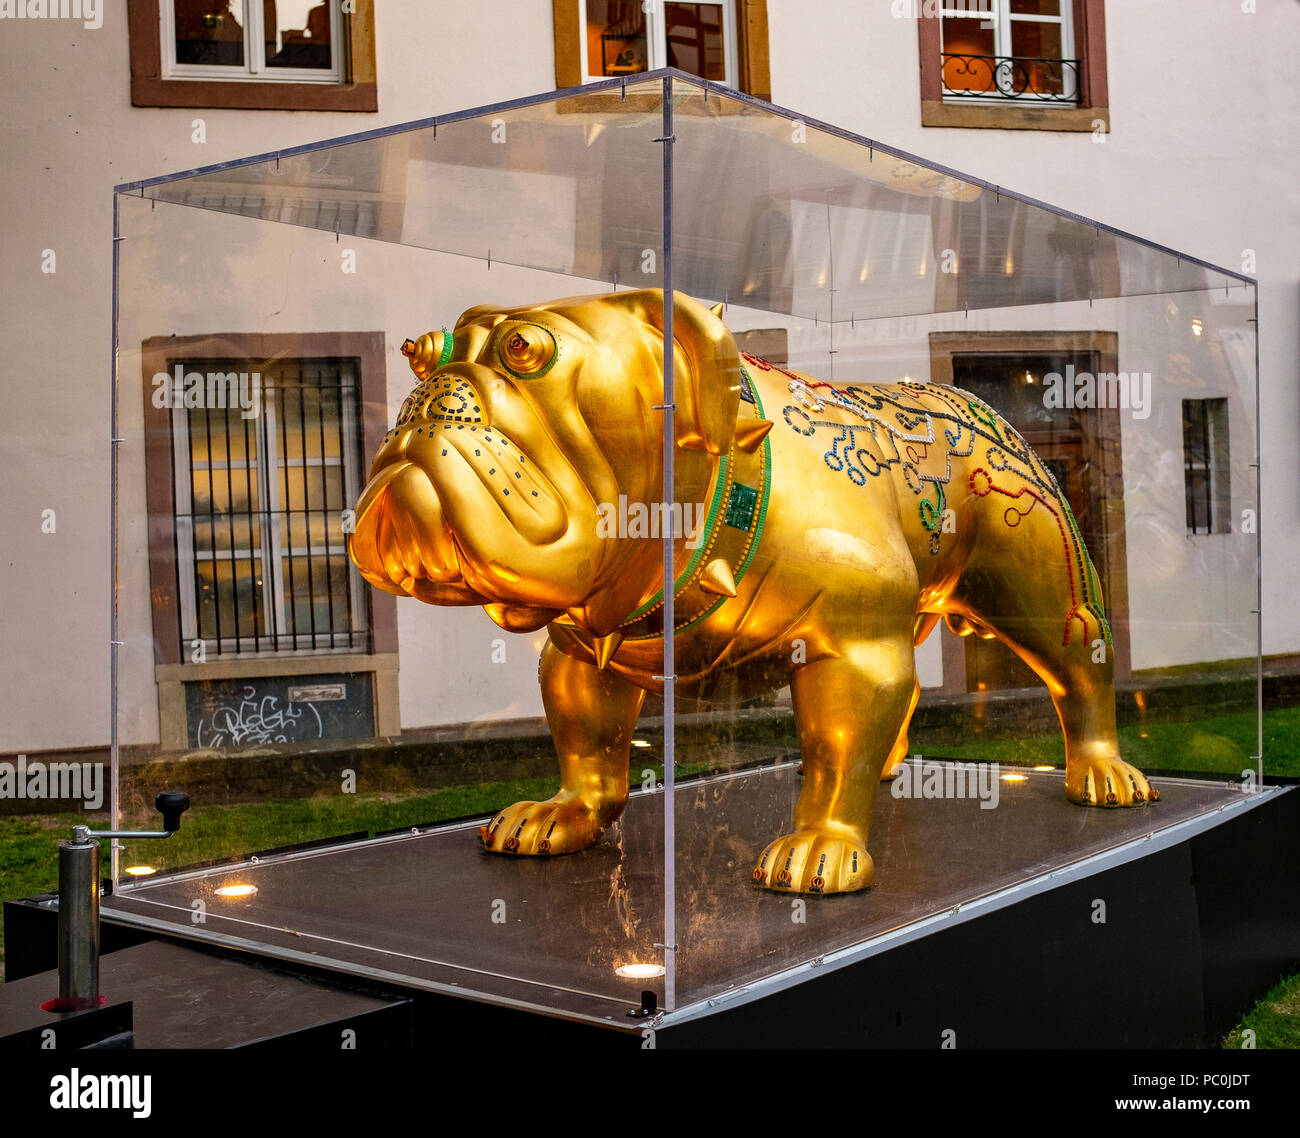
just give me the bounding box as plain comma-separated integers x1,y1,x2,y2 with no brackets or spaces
941,53,1080,103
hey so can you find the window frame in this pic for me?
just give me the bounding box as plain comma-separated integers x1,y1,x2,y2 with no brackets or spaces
168,357,369,657
143,331,400,747
919,0,1108,132
928,330,1131,687
939,1,1078,105
129,0,378,112
576,0,739,88
553,0,770,101
161,0,346,86
142,332,396,667
1182,397,1233,537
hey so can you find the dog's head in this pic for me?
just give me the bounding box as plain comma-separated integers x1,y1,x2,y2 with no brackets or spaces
347,290,742,637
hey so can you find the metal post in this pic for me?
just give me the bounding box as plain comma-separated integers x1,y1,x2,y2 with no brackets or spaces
57,838,101,1006
660,74,677,1014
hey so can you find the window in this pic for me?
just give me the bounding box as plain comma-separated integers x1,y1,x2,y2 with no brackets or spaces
553,0,770,100
142,333,400,747
163,0,344,83
168,357,368,656
128,0,377,111
917,0,1108,131
1183,398,1232,536
580,0,736,84
930,331,1131,690
941,1,1077,103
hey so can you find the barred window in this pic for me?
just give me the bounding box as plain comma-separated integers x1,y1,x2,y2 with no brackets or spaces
169,357,368,655
1182,397,1231,536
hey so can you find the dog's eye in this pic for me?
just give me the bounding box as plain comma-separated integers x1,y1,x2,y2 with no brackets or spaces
498,324,557,378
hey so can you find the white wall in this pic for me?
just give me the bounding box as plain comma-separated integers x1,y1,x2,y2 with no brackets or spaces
1,0,1294,751
0,2,560,751
766,0,1298,662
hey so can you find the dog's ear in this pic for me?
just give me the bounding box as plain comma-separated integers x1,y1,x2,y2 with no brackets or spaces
604,289,743,456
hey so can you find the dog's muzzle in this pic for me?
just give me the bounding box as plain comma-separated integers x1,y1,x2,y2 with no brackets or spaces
396,374,486,432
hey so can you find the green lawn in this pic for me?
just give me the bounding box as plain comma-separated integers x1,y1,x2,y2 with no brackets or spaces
922,706,1300,778
1223,973,1300,1049
0,776,564,981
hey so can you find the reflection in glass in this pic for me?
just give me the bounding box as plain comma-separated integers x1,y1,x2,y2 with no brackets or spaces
265,1,334,70
666,3,726,81
586,0,649,77
172,0,245,67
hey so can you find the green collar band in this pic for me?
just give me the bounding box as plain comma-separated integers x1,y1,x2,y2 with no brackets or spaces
620,365,772,638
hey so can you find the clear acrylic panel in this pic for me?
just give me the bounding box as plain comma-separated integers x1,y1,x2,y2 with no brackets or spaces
109,76,680,1021
109,71,1261,1024
663,79,1259,1010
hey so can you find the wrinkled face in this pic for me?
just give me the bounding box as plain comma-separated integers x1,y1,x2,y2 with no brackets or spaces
348,295,683,632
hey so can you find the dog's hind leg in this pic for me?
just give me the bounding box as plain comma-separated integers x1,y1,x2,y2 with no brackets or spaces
481,640,645,856
948,490,1155,807
881,612,940,780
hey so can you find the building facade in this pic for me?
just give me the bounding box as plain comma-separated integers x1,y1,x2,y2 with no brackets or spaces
1,0,1295,757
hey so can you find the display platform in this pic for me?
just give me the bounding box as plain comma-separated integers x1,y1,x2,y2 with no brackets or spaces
77,762,1288,1032
8,762,1296,1047
0,941,412,1050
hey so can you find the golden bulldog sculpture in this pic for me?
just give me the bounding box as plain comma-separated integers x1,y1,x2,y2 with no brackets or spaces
348,290,1154,895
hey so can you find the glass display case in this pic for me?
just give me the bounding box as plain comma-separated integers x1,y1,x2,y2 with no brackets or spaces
105,70,1266,1026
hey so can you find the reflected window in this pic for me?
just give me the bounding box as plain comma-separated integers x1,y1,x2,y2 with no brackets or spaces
165,1,341,82
1182,398,1232,536
940,0,1078,103
952,351,1082,433
169,358,368,655
581,0,736,85
946,343,1128,691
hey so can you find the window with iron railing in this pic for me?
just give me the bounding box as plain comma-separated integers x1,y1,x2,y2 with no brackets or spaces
168,356,369,657
940,0,1079,104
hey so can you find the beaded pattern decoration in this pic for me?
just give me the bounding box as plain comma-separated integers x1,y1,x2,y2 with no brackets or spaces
394,375,484,433
774,372,1110,650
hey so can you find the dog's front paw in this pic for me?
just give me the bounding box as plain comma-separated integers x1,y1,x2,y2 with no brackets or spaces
1066,755,1157,807
751,827,873,894
479,796,610,856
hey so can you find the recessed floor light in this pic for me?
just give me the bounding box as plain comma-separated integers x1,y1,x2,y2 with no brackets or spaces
616,963,666,979
214,884,258,898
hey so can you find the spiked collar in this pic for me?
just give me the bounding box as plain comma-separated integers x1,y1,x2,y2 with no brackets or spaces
615,363,773,643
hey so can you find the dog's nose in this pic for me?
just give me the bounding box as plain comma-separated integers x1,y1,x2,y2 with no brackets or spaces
395,374,487,431
401,331,452,380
